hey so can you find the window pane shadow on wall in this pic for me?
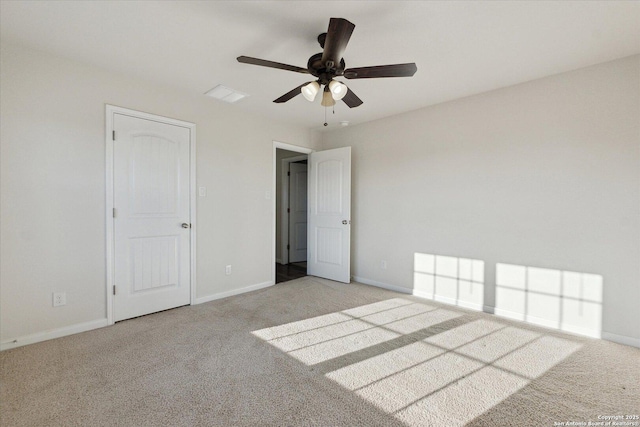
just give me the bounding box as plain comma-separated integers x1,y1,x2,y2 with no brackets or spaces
413,253,485,311
495,263,603,338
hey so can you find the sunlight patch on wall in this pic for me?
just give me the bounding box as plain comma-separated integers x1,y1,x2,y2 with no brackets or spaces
495,263,603,338
414,253,484,310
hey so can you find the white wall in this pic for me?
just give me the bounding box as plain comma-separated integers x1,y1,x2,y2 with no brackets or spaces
321,55,640,346
0,42,319,345
2,41,638,348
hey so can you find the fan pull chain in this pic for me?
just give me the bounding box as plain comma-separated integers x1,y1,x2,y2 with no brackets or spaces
324,107,328,127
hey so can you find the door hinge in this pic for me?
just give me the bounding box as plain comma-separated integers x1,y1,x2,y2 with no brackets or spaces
287,171,290,176
112,130,116,141
287,244,290,250
112,208,116,218
287,208,290,213
113,285,116,295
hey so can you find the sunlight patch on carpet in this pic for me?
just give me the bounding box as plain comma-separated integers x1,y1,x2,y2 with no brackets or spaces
253,298,460,365
253,297,582,427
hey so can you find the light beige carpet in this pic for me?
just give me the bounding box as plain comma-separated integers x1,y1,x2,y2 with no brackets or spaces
1,276,638,426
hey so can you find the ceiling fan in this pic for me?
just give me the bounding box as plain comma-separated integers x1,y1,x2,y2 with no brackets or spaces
237,17,417,109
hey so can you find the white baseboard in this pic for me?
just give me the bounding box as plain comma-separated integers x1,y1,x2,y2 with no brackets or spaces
352,276,411,294
1,280,275,351
602,331,640,348
194,280,274,305
1,318,109,351
492,307,602,339
4,281,635,352
353,275,636,345
482,305,495,314
413,291,484,312
353,276,483,311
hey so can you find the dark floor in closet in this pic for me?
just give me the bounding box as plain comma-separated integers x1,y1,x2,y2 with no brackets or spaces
275,262,307,283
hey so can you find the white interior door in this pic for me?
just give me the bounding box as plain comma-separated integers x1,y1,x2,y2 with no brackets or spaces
288,162,308,263
307,147,351,283
113,113,191,321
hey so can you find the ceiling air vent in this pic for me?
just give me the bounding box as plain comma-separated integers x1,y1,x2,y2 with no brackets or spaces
205,85,248,103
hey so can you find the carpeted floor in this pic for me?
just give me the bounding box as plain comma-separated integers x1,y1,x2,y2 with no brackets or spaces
1,276,639,426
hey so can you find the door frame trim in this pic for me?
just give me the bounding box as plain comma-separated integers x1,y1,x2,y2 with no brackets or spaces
272,141,313,283
105,105,197,325
280,154,308,265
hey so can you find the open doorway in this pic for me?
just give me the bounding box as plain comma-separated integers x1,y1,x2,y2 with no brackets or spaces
274,144,311,283
273,142,352,284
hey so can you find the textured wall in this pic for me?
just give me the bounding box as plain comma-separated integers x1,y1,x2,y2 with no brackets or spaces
0,43,318,342
321,55,640,345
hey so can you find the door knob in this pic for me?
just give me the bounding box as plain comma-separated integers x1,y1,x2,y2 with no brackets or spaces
181,223,190,229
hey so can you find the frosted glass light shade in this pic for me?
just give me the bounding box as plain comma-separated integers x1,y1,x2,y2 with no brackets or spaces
321,90,336,107
301,82,320,102
329,81,347,100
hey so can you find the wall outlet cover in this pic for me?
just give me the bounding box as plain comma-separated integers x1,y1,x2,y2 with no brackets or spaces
53,292,66,307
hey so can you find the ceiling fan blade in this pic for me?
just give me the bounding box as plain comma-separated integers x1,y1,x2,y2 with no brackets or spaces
273,82,312,103
342,87,363,108
343,63,417,79
237,56,309,74
320,18,355,69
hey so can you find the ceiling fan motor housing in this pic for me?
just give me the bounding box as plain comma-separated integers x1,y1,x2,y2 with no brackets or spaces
307,51,346,84
317,32,327,48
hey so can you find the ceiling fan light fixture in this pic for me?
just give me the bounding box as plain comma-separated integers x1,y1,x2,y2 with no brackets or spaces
329,80,347,100
321,90,336,107
301,81,320,102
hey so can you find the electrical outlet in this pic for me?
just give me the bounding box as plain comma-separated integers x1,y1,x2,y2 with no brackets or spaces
381,260,387,270
225,265,232,275
53,292,66,307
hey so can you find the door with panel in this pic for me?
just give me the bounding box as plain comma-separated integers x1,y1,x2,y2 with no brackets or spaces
307,147,351,283
113,113,191,322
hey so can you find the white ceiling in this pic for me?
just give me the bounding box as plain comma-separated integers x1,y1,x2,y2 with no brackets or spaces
2,1,639,131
